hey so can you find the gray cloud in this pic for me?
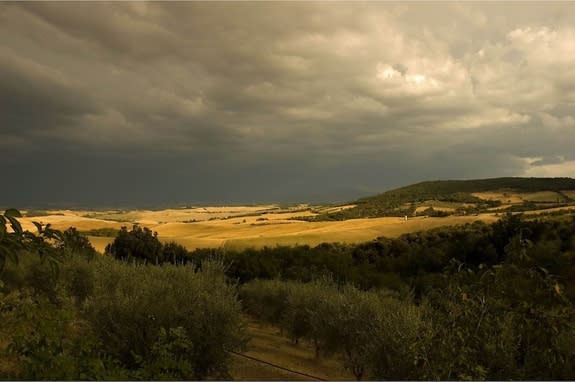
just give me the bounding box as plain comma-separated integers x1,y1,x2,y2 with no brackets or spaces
1,2,575,207
530,156,565,167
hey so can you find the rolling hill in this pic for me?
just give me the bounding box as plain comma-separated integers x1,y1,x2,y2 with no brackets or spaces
305,177,575,221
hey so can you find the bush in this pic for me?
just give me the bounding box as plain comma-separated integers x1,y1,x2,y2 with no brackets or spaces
59,227,98,260
61,256,95,306
0,289,127,380
239,279,292,324
25,259,60,302
367,299,430,380
136,327,195,380
86,257,246,379
0,209,61,281
420,262,575,380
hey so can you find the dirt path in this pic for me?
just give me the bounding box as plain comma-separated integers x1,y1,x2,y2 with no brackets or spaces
230,319,353,381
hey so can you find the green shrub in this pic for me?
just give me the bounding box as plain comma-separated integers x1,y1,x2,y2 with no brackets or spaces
59,227,98,260
61,257,95,306
420,263,575,380
239,279,292,324
367,299,430,380
25,259,60,302
0,289,127,380
0,209,61,279
136,327,195,380
86,257,246,379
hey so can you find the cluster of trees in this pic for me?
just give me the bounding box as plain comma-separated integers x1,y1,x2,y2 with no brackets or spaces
240,278,422,380
419,206,451,217
105,225,191,265
230,212,575,380
0,211,246,380
240,244,575,380
207,213,575,296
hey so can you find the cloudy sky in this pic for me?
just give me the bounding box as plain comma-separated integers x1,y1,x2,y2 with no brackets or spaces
1,2,575,207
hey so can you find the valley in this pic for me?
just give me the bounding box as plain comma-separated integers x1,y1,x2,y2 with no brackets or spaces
16,179,575,253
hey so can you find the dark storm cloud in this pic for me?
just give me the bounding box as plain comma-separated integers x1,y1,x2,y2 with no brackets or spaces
1,2,575,207
0,49,100,135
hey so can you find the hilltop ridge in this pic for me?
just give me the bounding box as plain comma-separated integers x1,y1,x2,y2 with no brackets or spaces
305,177,575,221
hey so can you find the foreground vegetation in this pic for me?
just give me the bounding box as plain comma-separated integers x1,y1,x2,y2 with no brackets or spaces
239,254,575,380
0,210,246,379
105,210,575,380
2,206,575,379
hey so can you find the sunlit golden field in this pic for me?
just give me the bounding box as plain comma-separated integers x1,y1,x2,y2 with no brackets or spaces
15,189,575,253
19,205,495,252
472,190,569,204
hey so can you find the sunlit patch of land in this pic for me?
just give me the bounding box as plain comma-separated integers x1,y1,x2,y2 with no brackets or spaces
16,188,575,253
472,190,571,204
522,206,575,215
313,204,356,214
410,201,474,212
86,236,117,253
472,191,525,204
19,206,500,252
19,214,125,232
80,205,281,224
562,190,575,200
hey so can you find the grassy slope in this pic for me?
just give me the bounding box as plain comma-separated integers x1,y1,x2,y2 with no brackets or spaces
313,177,575,220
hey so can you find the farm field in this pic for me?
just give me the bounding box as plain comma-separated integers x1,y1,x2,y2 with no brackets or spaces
14,187,575,252
19,206,501,252
471,190,571,204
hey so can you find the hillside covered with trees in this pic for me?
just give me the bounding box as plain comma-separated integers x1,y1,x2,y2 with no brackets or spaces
303,177,575,221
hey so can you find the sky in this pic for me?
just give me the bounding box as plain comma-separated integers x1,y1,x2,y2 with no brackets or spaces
1,2,575,207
